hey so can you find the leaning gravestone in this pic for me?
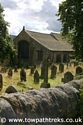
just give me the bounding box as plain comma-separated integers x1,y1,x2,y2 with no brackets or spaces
34,70,40,83
76,66,83,75
0,74,3,91
62,71,74,83
20,68,26,82
59,63,64,73
50,64,57,79
8,68,13,77
5,86,17,94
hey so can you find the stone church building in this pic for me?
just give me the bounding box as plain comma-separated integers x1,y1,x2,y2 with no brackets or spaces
13,27,73,65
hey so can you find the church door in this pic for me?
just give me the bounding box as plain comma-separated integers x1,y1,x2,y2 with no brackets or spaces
18,41,29,60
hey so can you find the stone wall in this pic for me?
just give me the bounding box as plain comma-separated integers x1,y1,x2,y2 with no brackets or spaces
0,80,82,125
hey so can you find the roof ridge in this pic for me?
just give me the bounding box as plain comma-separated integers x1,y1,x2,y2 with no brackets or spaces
26,30,50,35
14,29,73,52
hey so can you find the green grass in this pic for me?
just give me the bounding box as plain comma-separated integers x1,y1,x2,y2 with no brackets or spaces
1,68,63,93
0,64,83,94
0,64,83,120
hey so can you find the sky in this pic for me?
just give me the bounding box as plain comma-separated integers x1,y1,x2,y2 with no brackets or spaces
0,0,64,35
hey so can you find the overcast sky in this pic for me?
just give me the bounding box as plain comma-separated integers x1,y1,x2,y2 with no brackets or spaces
0,0,63,35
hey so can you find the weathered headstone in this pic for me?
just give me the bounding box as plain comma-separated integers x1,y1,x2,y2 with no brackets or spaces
40,83,50,88
8,68,13,77
62,71,74,83
26,65,29,69
69,62,72,67
34,64,36,69
74,61,78,67
66,63,69,69
43,59,48,84
20,68,26,82
59,63,64,73
5,86,17,94
76,66,83,75
50,64,57,79
34,70,40,83
0,74,3,91
40,61,45,79
14,66,18,72
40,59,50,88
30,66,35,75
0,67,7,73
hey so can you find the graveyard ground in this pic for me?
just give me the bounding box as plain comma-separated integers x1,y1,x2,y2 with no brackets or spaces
0,63,83,119
0,63,83,94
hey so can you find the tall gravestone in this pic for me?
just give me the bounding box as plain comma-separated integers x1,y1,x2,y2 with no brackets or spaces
8,68,13,77
30,65,36,75
59,63,64,73
14,66,18,72
34,70,40,83
50,64,57,79
0,74,3,91
43,59,48,84
40,61,45,79
20,68,26,82
40,59,50,88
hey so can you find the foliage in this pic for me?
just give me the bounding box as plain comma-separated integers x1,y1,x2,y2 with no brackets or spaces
58,0,83,59
0,4,14,64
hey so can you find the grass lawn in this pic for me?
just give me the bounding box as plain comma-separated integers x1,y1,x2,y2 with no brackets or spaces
0,64,78,94
0,64,83,118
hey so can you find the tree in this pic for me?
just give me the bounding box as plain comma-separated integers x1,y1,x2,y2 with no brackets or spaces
0,4,14,64
58,0,83,60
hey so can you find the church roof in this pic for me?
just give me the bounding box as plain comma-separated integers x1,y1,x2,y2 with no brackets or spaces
25,30,73,52
13,29,73,52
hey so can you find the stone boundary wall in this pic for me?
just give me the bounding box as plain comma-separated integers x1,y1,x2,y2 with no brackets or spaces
0,80,82,125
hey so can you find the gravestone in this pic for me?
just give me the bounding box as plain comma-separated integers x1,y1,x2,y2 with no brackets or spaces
14,66,18,72
40,83,50,88
20,68,26,82
69,62,72,67
74,61,78,67
34,65,36,69
0,74,3,91
66,63,69,69
76,66,83,75
50,64,57,79
30,66,36,75
26,65,29,69
62,71,74,83
34,70,40,83
40,59,50,88
43,59,48,84
5,86,17,94
0,67,7,73
59,63,64,73
8,68,13,77
40,61,45,79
